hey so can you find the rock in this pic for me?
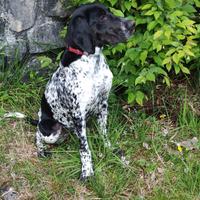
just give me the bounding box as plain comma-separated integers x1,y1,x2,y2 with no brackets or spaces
26,57,41,70
4,0,36,32
0,0,68,61
1,187,18,200
42,0,68,18
27,18,65,53
179,137,199,150
3,29,27,58
0,18,5,37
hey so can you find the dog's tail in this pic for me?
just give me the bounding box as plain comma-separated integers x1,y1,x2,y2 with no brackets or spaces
26,117,39,126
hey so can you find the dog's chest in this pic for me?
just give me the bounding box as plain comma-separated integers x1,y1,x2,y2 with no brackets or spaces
81,53,112,97
68,51,113,108
45,48,113,123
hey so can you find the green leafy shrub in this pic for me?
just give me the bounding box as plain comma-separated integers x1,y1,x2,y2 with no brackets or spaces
62,0,200,104
101,0,200,105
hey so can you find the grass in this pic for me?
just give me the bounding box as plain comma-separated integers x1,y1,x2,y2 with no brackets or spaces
0,63,200,199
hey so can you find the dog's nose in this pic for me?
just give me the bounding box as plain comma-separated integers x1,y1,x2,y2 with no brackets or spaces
125,20,135,31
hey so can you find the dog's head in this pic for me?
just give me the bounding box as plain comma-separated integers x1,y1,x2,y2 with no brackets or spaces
66,3,135,54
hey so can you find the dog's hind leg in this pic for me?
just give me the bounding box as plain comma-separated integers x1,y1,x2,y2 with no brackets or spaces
36,119,63,157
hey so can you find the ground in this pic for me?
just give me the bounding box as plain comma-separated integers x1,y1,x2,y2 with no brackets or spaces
0,75,200,200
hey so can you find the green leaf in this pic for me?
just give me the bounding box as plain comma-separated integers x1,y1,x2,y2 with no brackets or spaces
154,11,161,20
166,63,172,71
136,18,147,25
177,50,185,60
180,64,190,74
164,76,170,86
182,19,195,26
194,0,200,7
153,55,163,65
172,53,179,64
162,57,171,65
153,67,167,76
109,0,118,6
141,4,152,10
164,30,172,39
124,1,132,11
176,35,185,40
144,10,155,16
171,42,180,47
154,30,163,39
110,8,124,17
166,48,176,56
59,27,67,38
136,91,145,106
182,4,196,13
174,64,180,74
37,56,52,68
171,10,184,17
147,21,157,31
187,26,197,34
177,22,186,29
128,92,136,104
124,60,136,74
146,72,155,82
112,43,126,54
126,48,140,61
132,1,137,8
140,50,148,65
135,76,146,85
183,47,195,57
152,41,162,52
56,51,64,61
165,0,177,9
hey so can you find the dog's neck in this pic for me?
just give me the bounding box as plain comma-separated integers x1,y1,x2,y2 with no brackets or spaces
93,47,102,55
61,47,102,67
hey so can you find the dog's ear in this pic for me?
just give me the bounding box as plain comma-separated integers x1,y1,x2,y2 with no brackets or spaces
67,16,95,54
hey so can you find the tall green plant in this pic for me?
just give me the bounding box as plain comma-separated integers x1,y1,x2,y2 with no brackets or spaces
64,0,200,104
0,45,26,87
101,0,200,105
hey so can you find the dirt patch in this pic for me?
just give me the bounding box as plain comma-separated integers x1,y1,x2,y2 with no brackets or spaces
6,141,37,163
138,165,165,198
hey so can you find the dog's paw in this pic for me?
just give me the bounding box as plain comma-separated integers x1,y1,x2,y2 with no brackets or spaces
38,151,52,158
113,148,130,166
79,174,88,182
80,168,94,182
113,148,125,157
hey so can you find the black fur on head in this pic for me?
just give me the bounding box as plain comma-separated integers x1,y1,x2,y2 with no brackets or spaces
66,3,135,54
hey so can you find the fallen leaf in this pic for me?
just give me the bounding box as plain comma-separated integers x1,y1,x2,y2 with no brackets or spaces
4,112,25,119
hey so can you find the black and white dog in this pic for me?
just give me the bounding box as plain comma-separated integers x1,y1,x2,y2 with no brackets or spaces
36,3,134,180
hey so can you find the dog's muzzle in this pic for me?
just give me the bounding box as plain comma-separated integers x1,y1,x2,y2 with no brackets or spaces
121,18,135,39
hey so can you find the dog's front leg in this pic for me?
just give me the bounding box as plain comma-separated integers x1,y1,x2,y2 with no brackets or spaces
36,129,46,157
75,119,94,180
97,100,111,148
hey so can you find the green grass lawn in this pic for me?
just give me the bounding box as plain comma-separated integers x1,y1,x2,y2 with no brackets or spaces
0,78,200,199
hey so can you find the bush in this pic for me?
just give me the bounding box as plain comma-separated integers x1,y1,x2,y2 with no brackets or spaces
65,0,200,105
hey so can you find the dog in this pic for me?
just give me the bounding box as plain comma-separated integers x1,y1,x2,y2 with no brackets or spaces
35,3,135,180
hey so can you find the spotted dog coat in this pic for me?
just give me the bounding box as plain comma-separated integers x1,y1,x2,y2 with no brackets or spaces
35,3,135,180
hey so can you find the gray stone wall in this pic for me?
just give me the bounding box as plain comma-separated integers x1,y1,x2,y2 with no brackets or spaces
0,0,69,59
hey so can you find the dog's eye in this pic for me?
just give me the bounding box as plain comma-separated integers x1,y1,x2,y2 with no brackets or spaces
100,15,108,21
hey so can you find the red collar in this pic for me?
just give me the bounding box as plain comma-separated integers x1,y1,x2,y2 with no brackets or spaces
67,47,85,56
